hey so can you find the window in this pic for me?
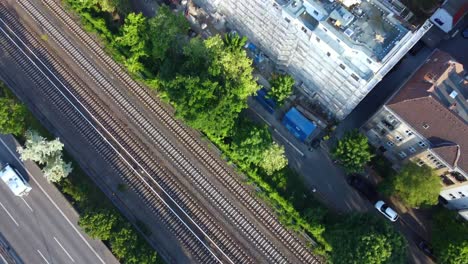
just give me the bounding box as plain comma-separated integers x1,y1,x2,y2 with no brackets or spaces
366,58,372,64
417,160,425,166
399,151,407,158
449,193,456,199
423,123,429,129
285,18,291,23
434,18,444,26
395,135,403,142
427,154,433,158
418,141,427,147
351,73,359,81
316,37,320,42
313,10,319,16
302,27,308,33
386,141,395,147
326,52,331,57
339,64,346,70
405,130,413,136
459,192,466,197
409,147,416,153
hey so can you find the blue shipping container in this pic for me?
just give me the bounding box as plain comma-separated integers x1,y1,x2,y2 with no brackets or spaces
282,107,316,142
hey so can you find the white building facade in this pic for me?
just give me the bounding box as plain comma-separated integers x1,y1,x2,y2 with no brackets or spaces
194,0,432,119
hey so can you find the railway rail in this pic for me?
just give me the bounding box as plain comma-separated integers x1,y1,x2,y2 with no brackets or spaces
17,1,296,262
11,0,321,263
0,6,226,264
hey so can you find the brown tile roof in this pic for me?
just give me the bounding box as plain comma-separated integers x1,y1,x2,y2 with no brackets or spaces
386,50,468,174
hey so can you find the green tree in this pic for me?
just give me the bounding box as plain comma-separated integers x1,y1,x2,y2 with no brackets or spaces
110,223,158,264
229,120,271,166
17,130,64,164
165,35,258,139
0,98,27,135
325,213,407,264
432,208,468,264
18,130,72,182
332,130,373,173
43,154,73,183
79,209,118,240
115,12,149,74
267,74,294,106
148,6,189,62
223,32,247,52
384,162,440,207
260,143,288,175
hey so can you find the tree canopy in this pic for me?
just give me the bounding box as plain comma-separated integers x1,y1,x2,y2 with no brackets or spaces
0,98,27,136
163,35,258,139
0,84,27,136
18,130,72,182
267,74,294,106
260,143,288,175
79,209,118,240
115,12,148,73
383,162,440,207
432,208,468,264
325,213,407,264
332,130,373,173
148,5,189,62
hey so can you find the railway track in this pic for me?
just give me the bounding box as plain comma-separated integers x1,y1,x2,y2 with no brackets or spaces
16,1,298,263
13,0,321,263
0,7,228,264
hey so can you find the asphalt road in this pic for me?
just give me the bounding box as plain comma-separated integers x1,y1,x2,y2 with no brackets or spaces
0,135,119,264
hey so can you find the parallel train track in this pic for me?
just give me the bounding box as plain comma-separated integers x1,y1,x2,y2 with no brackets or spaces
10,0,321,263
0,6,224,264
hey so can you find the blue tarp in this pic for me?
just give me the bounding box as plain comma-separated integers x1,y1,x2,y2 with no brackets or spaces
255,88,276,113
246,42,257,52
282,107,316,142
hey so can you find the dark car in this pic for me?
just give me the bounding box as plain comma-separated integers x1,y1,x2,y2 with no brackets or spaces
418,241,436,259
347,174,378,201
463,27,468,39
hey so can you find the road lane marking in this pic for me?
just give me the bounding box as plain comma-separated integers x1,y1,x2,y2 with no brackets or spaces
54,237,75,263
37,249,50,264
21,197,33,212
0,252,8,263
0,138,106,264
0,201,19,227
0,16,227,261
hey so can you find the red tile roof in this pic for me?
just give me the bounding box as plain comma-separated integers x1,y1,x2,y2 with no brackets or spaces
386,50,468,174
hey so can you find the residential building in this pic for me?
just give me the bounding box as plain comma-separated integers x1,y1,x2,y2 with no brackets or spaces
362,50,468,216
193,0,432,119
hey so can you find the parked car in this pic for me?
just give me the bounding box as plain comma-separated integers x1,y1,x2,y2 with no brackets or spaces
418,240,436,259
347,174,378,201
463,27,468,39
0,164,32,197
374,200,399,222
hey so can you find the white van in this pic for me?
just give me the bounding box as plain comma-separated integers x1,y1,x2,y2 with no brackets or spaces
0,164,32,197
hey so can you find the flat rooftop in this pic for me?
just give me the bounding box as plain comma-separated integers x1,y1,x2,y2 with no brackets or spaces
282,0,410,61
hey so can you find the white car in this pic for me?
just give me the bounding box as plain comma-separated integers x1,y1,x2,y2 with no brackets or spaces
374,200,399,222
0,164,32,197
